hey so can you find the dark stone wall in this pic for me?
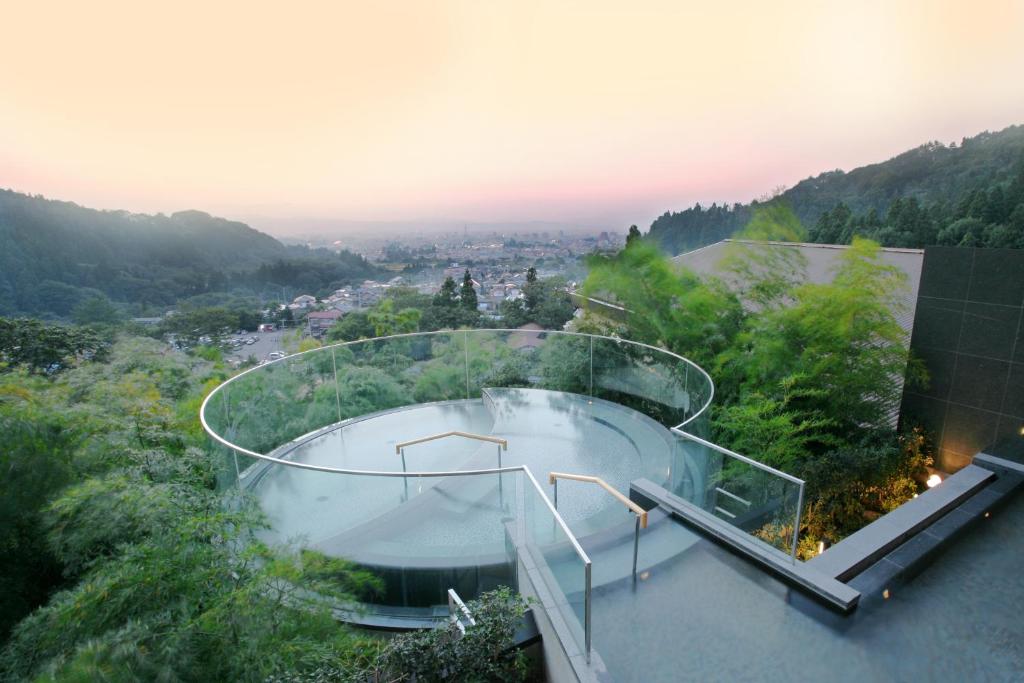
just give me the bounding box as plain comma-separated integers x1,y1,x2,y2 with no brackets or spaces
900,247,1024,471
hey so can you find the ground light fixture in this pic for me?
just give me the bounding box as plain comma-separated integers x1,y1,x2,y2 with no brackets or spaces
926,473,943,488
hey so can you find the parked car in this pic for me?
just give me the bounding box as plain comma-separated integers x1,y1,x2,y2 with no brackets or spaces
267,351,286,361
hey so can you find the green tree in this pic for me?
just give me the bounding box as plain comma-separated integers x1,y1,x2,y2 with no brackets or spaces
0,318,108,373
326,311,374,342
460,269,479,312
368,299,422,337
583,241,742,368
428,276,461,329
498,298,530,327
71,295,123,327
626,224,642,245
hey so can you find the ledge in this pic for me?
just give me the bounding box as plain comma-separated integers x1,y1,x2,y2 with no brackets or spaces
808,464,994,581
630,479,860,613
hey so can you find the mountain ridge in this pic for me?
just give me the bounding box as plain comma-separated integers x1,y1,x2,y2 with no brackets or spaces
648,124,1024,254
0,189,379,317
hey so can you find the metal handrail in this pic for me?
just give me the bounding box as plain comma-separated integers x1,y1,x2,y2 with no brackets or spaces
448,588,475,635
199,328,717,469
549,472,648,583
549,472,648,528
395,430,507,454
672,427,806,560
395,431,508,503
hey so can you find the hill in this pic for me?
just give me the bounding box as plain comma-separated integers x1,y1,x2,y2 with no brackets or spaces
0,190,380,317
648,124,1024,253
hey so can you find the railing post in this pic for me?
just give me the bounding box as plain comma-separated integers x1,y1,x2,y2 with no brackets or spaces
498,444,504,509
791,481,805,561
464,329,471,400
589,336,594,396
632,514,641,579
552,478,558,509
400,447,409,502
584,561,592,663
221,389,242,490
331,346,342,422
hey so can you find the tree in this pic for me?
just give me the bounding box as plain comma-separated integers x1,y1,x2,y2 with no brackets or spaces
524,267,539,312
158,307,239,347
460,269,479,312
71,295,123,327
0,318,108,373
429,276,461,329
583,241,742,368
327,311,374,342
532,280,575,330
368,299,422,337
626,224,642,245
369,587,528,682
498,298,530,327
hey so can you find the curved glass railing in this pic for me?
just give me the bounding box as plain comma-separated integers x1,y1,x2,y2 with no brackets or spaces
200,329,804,659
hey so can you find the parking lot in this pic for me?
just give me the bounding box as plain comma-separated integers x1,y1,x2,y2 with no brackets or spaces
226,329,288,365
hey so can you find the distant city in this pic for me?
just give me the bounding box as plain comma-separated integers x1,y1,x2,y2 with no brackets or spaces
284,228,624,305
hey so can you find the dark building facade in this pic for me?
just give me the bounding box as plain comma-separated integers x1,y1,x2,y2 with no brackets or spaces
900,247,1024,471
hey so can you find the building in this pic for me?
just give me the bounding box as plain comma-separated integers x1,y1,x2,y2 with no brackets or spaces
292,294,317,309
306,309,343,337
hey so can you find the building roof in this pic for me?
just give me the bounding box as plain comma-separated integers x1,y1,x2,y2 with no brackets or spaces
307,309,343,320
674,239,925,427
673,239,924,338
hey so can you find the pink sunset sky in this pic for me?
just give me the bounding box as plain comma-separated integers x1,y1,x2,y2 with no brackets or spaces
2,0,1023,236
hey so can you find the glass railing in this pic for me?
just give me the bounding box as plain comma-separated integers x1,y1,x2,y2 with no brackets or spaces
200,329,803,662
669,429,805,558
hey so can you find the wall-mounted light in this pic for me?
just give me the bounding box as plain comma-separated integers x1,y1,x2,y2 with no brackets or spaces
926,473,942,488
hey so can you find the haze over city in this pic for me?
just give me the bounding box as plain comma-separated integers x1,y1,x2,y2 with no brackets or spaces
3,0,1023,236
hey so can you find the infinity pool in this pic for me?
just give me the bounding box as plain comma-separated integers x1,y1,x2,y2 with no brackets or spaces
248,388,679,564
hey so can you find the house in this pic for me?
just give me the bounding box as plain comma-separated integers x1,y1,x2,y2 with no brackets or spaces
509,322,544,351
292,294,317,309
306,309,343,336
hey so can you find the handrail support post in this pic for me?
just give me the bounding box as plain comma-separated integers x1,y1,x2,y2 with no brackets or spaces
400,447,409,502
632,514,641,580
791,480,805,561
497,444,504,509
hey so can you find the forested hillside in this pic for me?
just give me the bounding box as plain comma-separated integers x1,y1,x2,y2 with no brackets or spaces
648,124,1024,253
0,190,381,317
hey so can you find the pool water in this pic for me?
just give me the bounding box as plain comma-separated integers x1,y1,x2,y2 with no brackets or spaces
249,388,679,563
591,492,1024,682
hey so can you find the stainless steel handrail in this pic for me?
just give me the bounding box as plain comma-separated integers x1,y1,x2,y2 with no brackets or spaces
396,430,508,453
549,471,648,581
395,431,508,502
549,472,648,528
448,588,475,635
199,329,716,464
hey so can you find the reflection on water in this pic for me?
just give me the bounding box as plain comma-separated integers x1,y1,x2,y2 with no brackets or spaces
250,389,679,558
594,493,1024,682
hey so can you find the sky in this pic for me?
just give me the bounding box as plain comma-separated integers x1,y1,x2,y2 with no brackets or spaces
2,0,1023,236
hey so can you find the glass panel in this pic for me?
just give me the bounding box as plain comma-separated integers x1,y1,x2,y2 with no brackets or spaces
672,431,802,556
590,337,690,427
518,475,588,655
